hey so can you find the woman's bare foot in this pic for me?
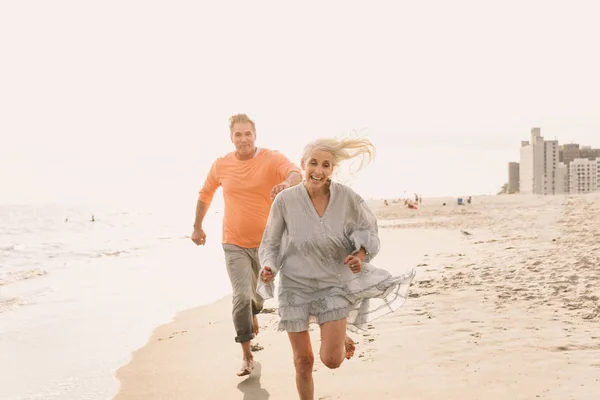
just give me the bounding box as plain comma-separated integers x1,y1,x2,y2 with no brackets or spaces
344,335,356,360
236,358,255,377
253,315,259,336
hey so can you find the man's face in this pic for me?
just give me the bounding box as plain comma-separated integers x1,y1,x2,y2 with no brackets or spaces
230,122,256,156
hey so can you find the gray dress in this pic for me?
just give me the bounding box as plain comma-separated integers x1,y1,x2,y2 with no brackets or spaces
257,181,416,333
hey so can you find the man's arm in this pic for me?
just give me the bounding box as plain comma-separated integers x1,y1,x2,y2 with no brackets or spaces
283,171,302,186
193,200,210,230
270,151,303,199
271,171,302,200
192,160,220,245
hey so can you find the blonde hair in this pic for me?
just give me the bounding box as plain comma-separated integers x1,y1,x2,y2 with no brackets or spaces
229,113,256,132
302,137,375,172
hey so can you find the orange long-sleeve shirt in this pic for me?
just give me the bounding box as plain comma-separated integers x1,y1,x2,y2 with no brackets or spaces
198,148,301,248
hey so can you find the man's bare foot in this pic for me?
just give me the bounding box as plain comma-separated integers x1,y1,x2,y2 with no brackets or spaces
345,335,356,360
252,314,259,336
236,358,255,377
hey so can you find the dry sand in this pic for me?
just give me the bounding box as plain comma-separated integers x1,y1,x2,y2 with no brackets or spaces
115,193,600,400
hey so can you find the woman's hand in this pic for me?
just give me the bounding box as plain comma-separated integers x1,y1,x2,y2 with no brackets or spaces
261,266,274,284
344,249,366,273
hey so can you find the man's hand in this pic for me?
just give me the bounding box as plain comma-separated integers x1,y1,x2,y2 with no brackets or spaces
191,228,206,246
260,267,274,284
270,181,291,200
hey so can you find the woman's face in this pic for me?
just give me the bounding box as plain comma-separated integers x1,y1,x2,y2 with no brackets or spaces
301,149,334,190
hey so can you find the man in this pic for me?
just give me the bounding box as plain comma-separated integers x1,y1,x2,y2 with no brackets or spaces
191,113,302,376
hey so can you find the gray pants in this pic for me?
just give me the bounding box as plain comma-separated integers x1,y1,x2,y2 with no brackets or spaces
222,243,264,343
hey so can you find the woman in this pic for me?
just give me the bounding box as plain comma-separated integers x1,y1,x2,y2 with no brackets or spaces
257,137,416,400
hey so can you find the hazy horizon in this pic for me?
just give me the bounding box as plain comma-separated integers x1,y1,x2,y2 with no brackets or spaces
2,0,600,205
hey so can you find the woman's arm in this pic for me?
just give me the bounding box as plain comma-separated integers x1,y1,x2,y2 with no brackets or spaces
348,191,381,263
257,196,287,298
258,196,287,276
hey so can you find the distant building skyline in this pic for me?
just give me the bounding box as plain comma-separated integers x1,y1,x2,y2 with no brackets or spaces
511,128,600,195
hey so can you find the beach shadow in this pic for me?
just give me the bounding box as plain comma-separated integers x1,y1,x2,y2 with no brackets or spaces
236,361,270,400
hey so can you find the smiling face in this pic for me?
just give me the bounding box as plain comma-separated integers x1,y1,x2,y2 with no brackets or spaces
301,149,334,190
230,122,256,157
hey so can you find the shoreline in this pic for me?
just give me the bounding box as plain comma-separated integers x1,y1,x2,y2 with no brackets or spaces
114,194,600,399
0,229,230,400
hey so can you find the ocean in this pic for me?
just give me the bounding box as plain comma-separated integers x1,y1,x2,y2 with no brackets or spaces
0,201,231,400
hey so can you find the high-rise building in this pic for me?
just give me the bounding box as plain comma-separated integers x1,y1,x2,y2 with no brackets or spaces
519,128,562,194
597,158,600,191
543,140,559,194
508,162,520,193
519,141,534,194
580,146,600,160
569,158,597,193
556,162,568,194
560,143,582,164
559,144,600,192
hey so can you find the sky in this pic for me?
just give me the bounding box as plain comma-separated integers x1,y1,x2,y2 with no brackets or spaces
2,0,600,206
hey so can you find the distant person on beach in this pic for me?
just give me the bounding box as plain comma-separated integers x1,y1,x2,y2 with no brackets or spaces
191,113,302,377
258,137,416,400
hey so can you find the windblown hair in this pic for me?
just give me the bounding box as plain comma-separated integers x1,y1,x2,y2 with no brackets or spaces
302,137,375,172
229,113,256,132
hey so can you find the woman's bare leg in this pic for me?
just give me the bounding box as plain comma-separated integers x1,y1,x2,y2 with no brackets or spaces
319,318,355,369
288,331,315,400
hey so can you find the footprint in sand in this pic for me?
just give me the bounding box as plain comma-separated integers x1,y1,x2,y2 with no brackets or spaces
418,279,434,288
251,343,264,352
361,331,378,347
158,330,188,341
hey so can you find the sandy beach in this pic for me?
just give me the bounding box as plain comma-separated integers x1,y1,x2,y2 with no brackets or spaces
115,194,600,400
